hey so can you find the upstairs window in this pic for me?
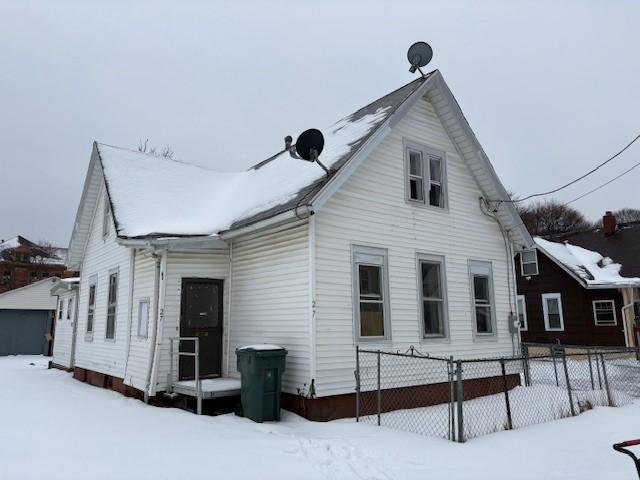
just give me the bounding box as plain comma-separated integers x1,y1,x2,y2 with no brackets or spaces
405,142,446,208
352,246,390,341
542,293,564,331
470,261,496,336
418,255,448,338
520,249,539,276
106,271,118,339
593,300,616,326
102,196,111,238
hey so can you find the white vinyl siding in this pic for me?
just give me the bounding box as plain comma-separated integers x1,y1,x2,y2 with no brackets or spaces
542,293,564,331
314,95,516,397
516,294,528,331
520,249,538,276
52,289,78,369
593,300,617,326
74,185,131,378
229,221,309,394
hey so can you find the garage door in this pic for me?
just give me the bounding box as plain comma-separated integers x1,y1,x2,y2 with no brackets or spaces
0,310,53,356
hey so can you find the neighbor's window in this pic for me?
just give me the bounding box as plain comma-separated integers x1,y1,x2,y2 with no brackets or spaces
419,255,448,338
137,299,150,339
520,249,539,276
105,271,118,339
593,300,616,326
102,196,111,238
353,246,390,341
516,295,528,330
470,261,495,336
542,293,564,331
87,281,97,333
405,142,446,208
66,298,73,320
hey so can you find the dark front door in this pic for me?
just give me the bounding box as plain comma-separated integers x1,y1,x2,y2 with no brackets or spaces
179,278,223,380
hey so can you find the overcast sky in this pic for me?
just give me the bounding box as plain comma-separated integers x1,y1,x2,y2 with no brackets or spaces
1,0,638,247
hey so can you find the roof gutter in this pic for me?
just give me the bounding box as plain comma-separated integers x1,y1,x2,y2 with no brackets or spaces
220,205,313,240
117,235,227,250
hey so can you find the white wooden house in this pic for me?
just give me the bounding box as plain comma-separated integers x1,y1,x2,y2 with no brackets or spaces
64,70,532,419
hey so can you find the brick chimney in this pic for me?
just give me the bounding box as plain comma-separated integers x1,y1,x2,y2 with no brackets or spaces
602,211,617,236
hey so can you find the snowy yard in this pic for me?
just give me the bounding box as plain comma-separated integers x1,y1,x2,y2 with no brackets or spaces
3,356,640,480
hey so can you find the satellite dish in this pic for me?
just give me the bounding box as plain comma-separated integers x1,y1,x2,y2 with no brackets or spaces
407,41,433,75
295,128,325,161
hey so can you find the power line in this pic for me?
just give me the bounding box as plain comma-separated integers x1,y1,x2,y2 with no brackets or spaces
566,158,640,205
506,132,640,203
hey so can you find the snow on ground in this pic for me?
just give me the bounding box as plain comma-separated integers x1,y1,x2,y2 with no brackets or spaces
3,355,640,480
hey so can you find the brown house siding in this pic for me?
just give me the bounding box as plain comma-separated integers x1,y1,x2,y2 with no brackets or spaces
516,251,625,346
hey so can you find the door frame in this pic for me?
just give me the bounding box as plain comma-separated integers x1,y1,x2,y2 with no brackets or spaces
179,277,224,380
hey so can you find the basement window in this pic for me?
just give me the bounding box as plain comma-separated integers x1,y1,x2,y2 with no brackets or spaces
353,246,390,341
593,300,617,326
105,270,118,340
520,249,539,276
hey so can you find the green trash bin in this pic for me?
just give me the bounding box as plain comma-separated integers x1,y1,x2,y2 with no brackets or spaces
236,345,287,422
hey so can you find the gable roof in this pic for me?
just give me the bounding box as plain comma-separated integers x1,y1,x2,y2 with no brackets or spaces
534,237,640,289
67,70,531,268
0,277,60,310
551,221,640,278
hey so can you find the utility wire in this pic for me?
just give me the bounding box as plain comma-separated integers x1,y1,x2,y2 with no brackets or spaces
566,158,640,205
505,133,640,203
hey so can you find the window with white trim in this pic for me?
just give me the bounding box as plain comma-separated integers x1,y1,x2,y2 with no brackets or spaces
57,300,64,321
353,246,390,341
470,261,496,336
520,249,538,276
516,295,528,330
593,300,616,326
105,271,118,339
542,293,564,331
66,298,73,320
102,196,111,238
137,299,150,338
404,142,446,208
418,254,448,338
86,278,97,333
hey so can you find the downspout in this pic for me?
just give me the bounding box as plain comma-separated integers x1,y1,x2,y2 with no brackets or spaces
621,287,636,347
225,239,234,377
148,252,167,397
123,248,136,383
308,213,317,395
144,250,163,403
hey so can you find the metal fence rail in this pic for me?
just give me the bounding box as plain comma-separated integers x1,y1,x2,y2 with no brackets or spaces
355,344,640,442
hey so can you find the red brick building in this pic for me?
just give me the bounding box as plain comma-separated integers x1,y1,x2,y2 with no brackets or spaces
0,236,77,294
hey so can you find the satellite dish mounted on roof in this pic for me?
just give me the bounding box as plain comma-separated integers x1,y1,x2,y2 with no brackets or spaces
287,128,330,176
407,41,433,77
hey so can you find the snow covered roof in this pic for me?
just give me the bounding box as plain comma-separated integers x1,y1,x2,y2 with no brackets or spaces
0,236,68,266
534,237,640,288
97,77,428,238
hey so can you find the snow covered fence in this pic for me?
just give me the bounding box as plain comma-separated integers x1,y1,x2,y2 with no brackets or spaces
355,346,640,442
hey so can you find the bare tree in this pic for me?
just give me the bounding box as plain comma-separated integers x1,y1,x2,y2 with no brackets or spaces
138,139,174,159
612,208,640,224
514,199,591,237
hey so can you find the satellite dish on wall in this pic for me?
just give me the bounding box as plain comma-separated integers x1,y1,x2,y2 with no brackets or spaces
407,41,433,76
295,129,325,161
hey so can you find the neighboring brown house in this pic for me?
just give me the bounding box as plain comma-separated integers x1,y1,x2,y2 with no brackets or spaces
0,236,77,294
515,212,640,347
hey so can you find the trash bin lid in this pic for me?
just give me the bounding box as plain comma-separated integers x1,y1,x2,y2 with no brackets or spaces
238,344,286,352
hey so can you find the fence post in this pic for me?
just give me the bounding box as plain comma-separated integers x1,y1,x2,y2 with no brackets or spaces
521,343,531,387
600,353,613,407
500,359,513,430
561,353,576,416
376,350,381,426
449,356,456,442
355,345,360,422
552,352,559,387
595,352,603,389
587,348,595,390
456,360,464,443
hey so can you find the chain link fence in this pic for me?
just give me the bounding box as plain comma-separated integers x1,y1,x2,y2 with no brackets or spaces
355,344,640,442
